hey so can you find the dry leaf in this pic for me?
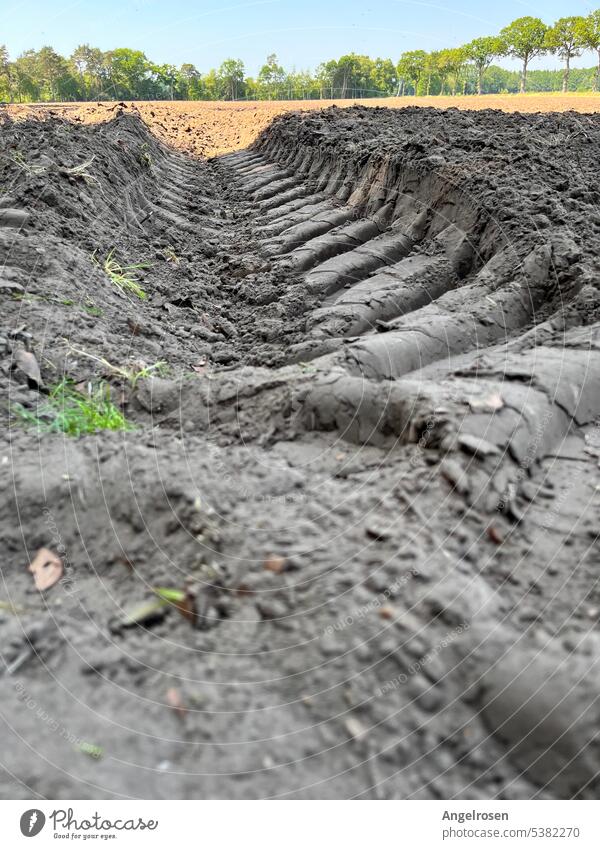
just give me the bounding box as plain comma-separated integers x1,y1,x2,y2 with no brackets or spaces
112,598,168,631
487,525,505,545
14,349,41,387
153,585,197,624
28,547,63,591
166,687,187,719
264,554,286,574
176,589,198,624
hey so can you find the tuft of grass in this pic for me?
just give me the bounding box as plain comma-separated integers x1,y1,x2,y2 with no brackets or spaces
11,152,98,185
13,379,134,437
77,741,103,759
94,249,151,300
62,156,99,186
83,304,103,317
152,587,186,604
64,343,168,388
162,245,180,265
11,151,48,176
138,143,152,168
126,361,169,388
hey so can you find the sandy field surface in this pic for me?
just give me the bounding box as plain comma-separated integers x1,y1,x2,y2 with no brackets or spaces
6,92,600,157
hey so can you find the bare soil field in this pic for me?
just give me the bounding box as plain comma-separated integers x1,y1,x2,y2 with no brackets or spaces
6,92,600,157
1,101,600,799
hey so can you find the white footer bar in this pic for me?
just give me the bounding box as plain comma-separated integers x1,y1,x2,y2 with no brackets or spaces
0,800,597,848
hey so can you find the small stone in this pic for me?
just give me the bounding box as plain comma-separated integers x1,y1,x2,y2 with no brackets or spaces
440,459,470,495
255,598,288,620
365,523,392,541
264,554,286,574
344,717,367,740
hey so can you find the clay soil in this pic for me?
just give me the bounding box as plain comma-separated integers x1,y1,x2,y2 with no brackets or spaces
1,102,600,800
7,92,600,157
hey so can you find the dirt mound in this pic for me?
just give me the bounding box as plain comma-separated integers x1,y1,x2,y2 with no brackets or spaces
1,105,600,800
7,94,600,158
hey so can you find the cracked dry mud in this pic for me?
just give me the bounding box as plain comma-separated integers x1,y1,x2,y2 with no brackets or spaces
1,105,600,799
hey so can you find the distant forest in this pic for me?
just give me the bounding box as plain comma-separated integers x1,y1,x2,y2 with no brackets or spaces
1,13,599,102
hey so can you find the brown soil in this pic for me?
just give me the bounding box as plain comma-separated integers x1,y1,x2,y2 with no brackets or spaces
7,92,600,157
1,103,600,800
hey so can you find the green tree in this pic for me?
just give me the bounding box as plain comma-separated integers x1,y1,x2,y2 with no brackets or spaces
70,45,107,99
154,64,178,99
257,53,285,99
545,17,586,92
371,57,398,95
315,54,374,98
202,68,219,100
177,63,203,99
35,46,80,100
285,69,319,99
216,58,245,100
465,36,506,94
438,47,467,95
315,61,334,97
10,53,39,101
484,64,519,93
422,51,440,95
335,54,364,97
500,16,548,93
397,50,427,95
105,48,152,99
578,10,600,91
0,45,9,99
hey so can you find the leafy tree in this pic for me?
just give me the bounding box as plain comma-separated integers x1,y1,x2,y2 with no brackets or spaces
154,64,178,99
7,47,79,101
422,51,440,95
578,10,600,91
315,61,334,97
176,63,203,99
70,45,107,99
9,53,38,101
545,17,586,92
284,69,320,99
257,53,285,98
466,36,505,94
216,58,245,100
437,47,467,95
371,58,398,95
34,46,80,100
0,45,9,100
104,48,153,99
500,16,548,92
397,50,427,95
201,68,219,100
483,64,516,93
315,54,380,98
334,55,364,97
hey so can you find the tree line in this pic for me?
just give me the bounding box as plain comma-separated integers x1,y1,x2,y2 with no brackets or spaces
0,13,599,103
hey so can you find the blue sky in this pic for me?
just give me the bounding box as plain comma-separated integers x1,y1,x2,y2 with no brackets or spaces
1,0,597,73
